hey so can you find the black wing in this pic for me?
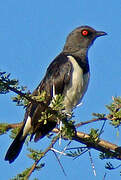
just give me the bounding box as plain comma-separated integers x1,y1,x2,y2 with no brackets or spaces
26,53,72,141
35,53,72,97
5,53,72,163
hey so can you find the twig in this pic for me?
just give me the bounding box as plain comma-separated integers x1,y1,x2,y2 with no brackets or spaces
99,119,106,137
75,117,107,128
52,149,67,176
0,79,34,103
0,122,24,134
1,79,48,107
66,146,87,150
6,122,24,130
26,136,59,179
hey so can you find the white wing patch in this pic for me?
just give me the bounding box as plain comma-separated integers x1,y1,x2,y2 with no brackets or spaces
63,55,90,112
22,116,32,138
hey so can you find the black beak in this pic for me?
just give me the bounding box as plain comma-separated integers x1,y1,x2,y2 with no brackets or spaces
96,31,107,37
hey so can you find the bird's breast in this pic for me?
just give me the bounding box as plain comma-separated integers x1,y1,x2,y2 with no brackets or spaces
63,55,90,112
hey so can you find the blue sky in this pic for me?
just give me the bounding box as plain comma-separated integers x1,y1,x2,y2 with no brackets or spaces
0,0,121,179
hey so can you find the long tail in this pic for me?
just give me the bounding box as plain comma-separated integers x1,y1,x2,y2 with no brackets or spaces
5,126,27,163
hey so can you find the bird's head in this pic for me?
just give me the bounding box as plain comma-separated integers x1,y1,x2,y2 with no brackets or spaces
63,26,107,55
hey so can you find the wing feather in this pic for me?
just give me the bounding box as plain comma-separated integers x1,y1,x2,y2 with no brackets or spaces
25,53,72,141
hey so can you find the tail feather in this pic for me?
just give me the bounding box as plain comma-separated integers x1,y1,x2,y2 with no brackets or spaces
5,127,27,163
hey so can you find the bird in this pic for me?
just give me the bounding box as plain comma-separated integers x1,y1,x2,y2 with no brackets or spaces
5,25,107,163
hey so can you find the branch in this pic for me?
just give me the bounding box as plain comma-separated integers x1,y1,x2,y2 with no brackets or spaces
3,120,121,161
2,119,121,179
0,74,46,106
52,128,121,160
6,122,24,131
75,117,107,128
26,136,59,179
1,80,37,104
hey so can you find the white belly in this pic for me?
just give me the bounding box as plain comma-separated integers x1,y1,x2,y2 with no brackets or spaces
63,56,90,112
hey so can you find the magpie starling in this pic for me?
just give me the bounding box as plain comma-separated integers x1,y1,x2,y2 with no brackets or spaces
5,26,107,163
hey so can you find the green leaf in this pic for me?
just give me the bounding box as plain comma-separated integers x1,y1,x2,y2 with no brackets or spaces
10,127,21,139
0,123,9,135
27,148,44,161
106,97,121,128
10,167,31,180
92,113,105,119
87,128,99,143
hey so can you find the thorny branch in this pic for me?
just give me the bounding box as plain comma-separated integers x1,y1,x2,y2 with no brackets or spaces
1,117,121,178
2,118,121,162
53,128,121,160
1,72,121,178
0,77,34,103
26,136,59,179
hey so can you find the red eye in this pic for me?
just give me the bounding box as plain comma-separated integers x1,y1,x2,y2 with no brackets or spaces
82,30,88,36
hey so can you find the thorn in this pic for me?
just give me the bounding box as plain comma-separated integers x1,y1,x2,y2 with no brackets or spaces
51,148,67,156
88,149,96,176
58,141,72,159
59,121,62,145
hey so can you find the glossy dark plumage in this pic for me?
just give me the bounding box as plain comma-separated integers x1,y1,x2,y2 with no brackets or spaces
5,26,107,163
